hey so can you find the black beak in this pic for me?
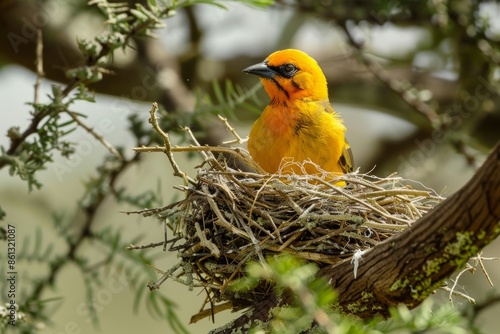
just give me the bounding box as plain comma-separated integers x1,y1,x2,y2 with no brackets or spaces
243,62,277,79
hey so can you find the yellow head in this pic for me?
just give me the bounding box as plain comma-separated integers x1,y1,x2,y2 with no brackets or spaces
243,49,329,104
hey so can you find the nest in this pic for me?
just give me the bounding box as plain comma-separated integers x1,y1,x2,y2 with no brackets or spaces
128,104,443,322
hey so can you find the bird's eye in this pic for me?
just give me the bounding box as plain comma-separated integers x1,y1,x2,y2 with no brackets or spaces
277,63,297,78
284,64,295,73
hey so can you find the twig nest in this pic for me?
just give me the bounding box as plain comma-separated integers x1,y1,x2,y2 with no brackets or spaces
135,150,443,319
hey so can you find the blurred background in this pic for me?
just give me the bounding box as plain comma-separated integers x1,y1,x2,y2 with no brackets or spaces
0,0,499,333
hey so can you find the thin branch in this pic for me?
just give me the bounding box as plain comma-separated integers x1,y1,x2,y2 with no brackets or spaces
190,302,234,324
183,126,210,160
448,263,475,304
148,103,194,185
478,259,493,285
34,26,44,104
24,153,139,307
219,115,247,145
441,286,476,304
472,295,500,316
134,144,246,155
66,110,124,161
474,252,498,286
127,241,165,250
133,142,264,173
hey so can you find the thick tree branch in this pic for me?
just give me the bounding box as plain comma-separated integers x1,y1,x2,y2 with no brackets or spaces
322,142,500,318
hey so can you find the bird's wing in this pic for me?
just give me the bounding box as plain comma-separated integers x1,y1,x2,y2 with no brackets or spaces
339,140,354,173
318,101,354,173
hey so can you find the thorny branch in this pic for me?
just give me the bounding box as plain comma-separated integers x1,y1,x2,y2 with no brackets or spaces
0,2,171,170
147,103,194,185
65,110,124,161
24,151,142,308
219,115,247,145
134,106,264,174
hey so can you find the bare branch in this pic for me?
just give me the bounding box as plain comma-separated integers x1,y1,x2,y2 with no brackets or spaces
219,115,247,145
34,26,44,104
147,103,194,185
66,110,124,161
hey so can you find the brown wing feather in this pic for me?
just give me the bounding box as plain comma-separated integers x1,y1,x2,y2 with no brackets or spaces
339,140,354,173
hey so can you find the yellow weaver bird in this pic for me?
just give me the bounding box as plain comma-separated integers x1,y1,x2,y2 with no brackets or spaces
243,49,354,180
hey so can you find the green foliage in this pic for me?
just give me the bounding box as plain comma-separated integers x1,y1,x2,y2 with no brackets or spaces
202,80,264,118
376,299,475,334
233,254,483,334
233,254,339,333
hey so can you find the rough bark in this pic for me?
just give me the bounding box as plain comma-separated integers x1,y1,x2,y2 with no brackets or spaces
323,143,500,317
